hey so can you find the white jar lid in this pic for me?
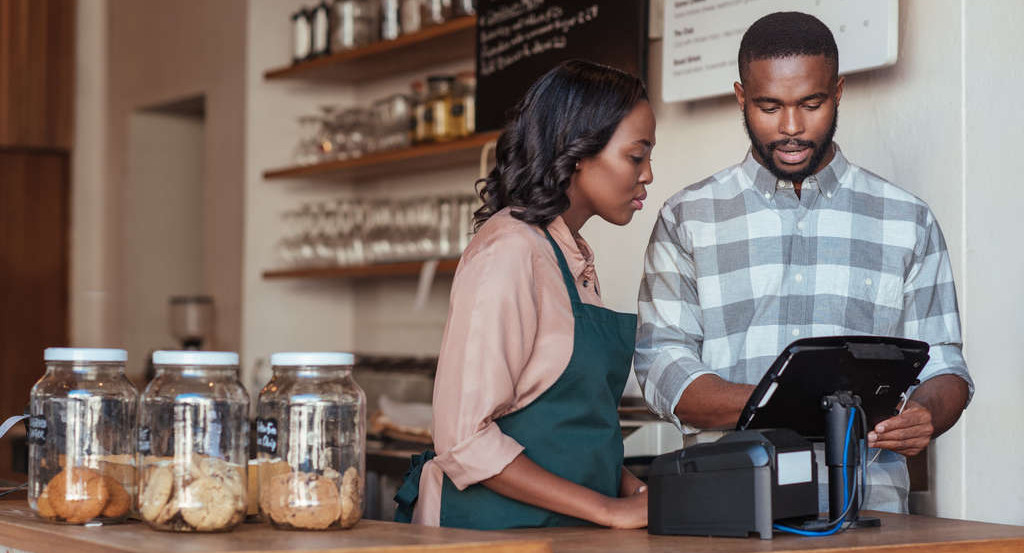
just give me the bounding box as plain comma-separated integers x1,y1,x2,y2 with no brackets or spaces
44,348,127,362
153,350,239,366
270,352,355,367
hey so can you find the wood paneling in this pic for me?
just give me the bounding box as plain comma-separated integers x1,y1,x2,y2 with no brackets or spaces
0,0,75,149
0,150,69,481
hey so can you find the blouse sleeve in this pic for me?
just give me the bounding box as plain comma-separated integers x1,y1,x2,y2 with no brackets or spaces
429,230,540,490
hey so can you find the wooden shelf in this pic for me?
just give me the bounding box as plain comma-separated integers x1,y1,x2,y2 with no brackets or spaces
263,258,460,280
263,130,499,180
264,16,477,82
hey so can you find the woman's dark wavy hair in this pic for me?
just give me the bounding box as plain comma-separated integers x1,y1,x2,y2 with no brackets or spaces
474,59,648,230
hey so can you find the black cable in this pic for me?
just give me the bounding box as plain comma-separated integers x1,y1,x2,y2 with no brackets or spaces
0,483,27,498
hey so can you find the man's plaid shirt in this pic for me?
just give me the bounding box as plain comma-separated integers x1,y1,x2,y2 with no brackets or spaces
635,146,973,512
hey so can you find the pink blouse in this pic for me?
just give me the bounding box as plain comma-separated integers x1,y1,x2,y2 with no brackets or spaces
412,207,603,526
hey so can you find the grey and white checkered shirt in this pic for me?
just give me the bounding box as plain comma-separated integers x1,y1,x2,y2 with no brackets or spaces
636,146,973,512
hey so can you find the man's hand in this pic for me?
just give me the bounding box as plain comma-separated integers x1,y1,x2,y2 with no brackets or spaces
868,375,969,457
867,400,933,456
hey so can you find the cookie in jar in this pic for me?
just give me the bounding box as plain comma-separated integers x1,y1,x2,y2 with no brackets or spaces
256,352,366,530
29,348,138,524
138,351,249,532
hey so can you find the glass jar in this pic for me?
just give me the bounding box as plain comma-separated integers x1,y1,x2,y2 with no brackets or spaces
373,93,414,151
138,351,249,532
257,352,366,530
28,348,138,524
410,80,431,143
426,75,456,142
453,71,476,137
331,0,380,51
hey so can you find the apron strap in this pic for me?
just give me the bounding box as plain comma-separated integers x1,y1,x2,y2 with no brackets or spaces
542,228,582,305
394,449,436,523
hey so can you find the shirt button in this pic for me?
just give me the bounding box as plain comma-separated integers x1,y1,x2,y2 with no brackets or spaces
583,280,589,287
764,192,771,200
794,274,804,283
865,278,872,286
792,329,801,337
797,222,805,230
826,192,833,198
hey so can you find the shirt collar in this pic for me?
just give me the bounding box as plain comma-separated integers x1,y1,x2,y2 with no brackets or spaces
741,143,849,199
546,215,596,282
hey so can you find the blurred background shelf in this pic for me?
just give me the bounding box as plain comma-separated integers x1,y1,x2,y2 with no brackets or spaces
263,258,460,280
264,16,477,82
263,131,499,180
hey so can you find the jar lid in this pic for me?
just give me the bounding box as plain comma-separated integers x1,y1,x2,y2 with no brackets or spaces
153,350,239,366
270,352,355,367
44,348,127,362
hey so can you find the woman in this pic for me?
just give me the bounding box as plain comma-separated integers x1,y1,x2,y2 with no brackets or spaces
395,60,655,530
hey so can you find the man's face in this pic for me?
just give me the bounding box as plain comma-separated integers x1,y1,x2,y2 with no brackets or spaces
735,55,844,183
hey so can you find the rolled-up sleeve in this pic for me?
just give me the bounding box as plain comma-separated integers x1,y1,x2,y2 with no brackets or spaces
901,210,974,402
636,203,714,432
430,232,537,490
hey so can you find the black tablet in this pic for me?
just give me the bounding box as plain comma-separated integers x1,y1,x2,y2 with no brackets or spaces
735,336,929,439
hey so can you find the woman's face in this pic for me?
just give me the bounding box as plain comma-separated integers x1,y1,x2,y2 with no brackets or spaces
569,101,656,227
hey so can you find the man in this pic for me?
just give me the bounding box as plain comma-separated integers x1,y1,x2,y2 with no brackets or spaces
635,12,972,513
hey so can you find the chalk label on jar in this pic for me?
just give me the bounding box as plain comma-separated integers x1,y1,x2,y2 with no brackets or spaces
256,418,279,455
138,426,152,455
27,416,47,445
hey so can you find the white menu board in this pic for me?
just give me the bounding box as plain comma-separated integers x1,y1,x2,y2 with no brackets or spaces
662,0,897,103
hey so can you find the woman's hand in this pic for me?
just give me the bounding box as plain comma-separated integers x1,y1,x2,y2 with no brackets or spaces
600,489,648,529
619,467,647,497
482,455,649,529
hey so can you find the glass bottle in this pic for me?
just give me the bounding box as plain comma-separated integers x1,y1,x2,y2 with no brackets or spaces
292,8,313,63
138,351,249,532
426,75,456,141
453,0,474,17
28,348,138,524
257,352,366,530
311,2,332,57
422,0,453,27
380,0,401,40
400,0,422,35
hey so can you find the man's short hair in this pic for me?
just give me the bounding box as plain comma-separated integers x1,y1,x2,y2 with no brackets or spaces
738,12,839,83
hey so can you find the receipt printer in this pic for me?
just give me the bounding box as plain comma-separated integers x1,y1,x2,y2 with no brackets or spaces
648,428,817,539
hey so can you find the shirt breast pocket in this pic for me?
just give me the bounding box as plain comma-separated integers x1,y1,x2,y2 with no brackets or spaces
849,268,904,334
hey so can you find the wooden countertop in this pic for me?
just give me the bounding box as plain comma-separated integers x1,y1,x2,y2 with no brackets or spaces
510,511,1024,553
0,501,548,553
1,500,1022,553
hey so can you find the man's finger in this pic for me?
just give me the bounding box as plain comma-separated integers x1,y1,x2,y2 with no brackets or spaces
874,405,931,434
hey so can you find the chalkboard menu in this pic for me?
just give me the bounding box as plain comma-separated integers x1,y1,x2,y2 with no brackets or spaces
475,0,649,133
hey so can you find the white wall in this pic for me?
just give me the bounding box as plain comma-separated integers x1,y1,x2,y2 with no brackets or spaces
962,0,1024,525
121,112,206,373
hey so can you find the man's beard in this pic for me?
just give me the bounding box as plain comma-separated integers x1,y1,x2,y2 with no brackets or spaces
744,106,838,183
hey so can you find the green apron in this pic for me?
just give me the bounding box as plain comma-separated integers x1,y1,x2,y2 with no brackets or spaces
395,228,636,529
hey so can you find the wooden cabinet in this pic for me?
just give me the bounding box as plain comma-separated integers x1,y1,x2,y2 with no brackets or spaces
0,0,75,150
0,151,70,481
0,0,74,481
